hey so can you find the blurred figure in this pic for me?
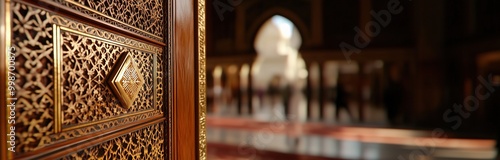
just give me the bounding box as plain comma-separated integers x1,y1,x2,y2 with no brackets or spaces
226,65,240,115
334,76,354,122
286,66,308,151
267,75,283,106
212,66,224,115
383,65,404,125
267,75,292,119
383,80,404,125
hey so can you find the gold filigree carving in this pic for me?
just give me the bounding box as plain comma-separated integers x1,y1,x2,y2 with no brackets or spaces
155,53,164,112
108,53,145,109
11,2,164,154
50,111,161,144
58,122,165,160
167,0,174,159
51,16,162,54
59,29,155,127
12,2,56,154
198,0,207,159
52,0,164,42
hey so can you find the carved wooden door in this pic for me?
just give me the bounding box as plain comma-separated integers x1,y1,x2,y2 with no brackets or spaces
0,0,206,159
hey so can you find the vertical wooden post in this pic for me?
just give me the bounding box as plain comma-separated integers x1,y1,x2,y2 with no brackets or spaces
170,0,199,159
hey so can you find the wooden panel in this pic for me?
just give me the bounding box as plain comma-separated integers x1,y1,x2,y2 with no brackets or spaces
57,27,159,131
3,0,209,159
169,0,207,159
171,0,196,159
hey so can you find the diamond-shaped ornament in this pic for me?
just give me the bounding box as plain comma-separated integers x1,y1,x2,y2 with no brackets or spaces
107,53,144,109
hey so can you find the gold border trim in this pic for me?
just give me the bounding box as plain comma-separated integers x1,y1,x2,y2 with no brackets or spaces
49,14,162,54
53,24,62,133
64,0,163,40
153,53,157,112
59,26,158,54
197,0,207,159
167,0,173,159
62,110,154,132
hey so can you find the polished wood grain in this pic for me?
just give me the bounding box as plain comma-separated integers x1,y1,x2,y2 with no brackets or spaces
170,0,198,159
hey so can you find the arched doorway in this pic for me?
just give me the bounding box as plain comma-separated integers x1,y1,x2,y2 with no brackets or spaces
251,15,308,122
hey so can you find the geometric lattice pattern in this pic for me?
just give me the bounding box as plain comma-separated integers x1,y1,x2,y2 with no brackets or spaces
54,0,164,42
61,31,154,126
108,53,145,108
11,2,55,154
58,122,165,160
11,2,164,155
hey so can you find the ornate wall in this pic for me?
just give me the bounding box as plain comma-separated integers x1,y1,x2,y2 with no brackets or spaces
6,0,167,159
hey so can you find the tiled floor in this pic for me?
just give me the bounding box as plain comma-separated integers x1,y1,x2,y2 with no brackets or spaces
207,95,497,159
207,117,497,160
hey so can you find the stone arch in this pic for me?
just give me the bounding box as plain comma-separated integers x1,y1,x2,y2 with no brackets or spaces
247,8,311,51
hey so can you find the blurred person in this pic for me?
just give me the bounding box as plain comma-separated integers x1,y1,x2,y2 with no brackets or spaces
286,68,308,151
383,80,404,125
283,84,292,120
334,76,354,122
226,66,240,115
267,75,283,106
383,65,404,125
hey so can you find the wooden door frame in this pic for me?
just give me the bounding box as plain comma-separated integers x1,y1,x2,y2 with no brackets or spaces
0,0,207,159
169,0,207,159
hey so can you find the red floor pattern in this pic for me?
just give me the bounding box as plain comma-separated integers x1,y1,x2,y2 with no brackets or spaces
208,143,344,160
207,117,496,150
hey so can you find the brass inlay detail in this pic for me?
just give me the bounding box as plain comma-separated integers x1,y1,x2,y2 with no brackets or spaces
198,0,208,159
62,110,153,132
167,0,174,159
12,2,164,154
57,26,159,54
60,122,165,159
108,53,145,109
153,54,157,112
12,2,58,153
53,26,154,133
52,111,161,138
50,0,164,42
54,24,62,133
58,27,156,128
63,0,163,40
